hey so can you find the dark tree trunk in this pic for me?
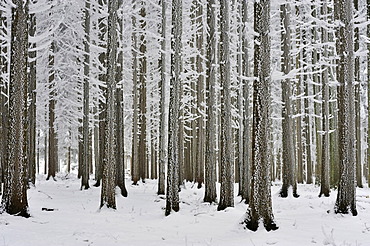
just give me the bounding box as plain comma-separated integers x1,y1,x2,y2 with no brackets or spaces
243,0,277,232
203,0,217,204
158,0,167,195
217,0,234,212
47,41,57,181
100,0,119,209
334,0,357,216
1,0,30,218
241,0,250,203
165,0,182,216
28,3,37,185
319,1,330,197
81,0,91,190
279,3,298,198
138,5,147,182
94,0,107,187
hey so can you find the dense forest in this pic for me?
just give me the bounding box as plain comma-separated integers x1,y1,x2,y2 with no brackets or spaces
0,0,369,232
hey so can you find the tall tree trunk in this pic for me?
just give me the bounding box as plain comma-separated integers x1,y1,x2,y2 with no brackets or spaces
158,0,167,195
243,0,277,232
1,0,30,218
367,0,370,188
354,0,362,188
115,6,127,197
319,0,330,197
195,0,204,189
217,0,234,211
28,3,37,185
0,9,8,195
47,41,57,181
138,4,147,182
295,20,304,184
131,0,140,185
334,0,357,216
280,2,298,198
165,0,182,216
204,0,217,204
81,0,91,190
241,0,250,203
100,0,118,209
312,4,322,185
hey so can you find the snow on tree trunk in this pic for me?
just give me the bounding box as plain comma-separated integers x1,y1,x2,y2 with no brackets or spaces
28,3,37,186
279,2,298,198
204,0,217,204
115,7,127,197
1,0,30,218
47,40,57,181
334,0,357,216
131,0,140,185
367,0,370,188
319,1,330,198
195,0,205,189
81,0,91,190
165,0,182,216
354,0,362,188
243,0,277,231
138,4,147,182
158,0,167,196
217,0,234,212
241,0,250,203
100,0,118,209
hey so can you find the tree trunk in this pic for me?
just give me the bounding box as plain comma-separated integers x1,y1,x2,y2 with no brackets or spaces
367,0,370,188
319,0,330,197
354,0,362,188
195,0,204,189
334,0,357,216
217,0,234,211
115,7,127,197
204,0,217,204
158,0,167,195
100,0,119,209
241,0,250,203
81,0,91,190
243,0,277,232
47,41,57,181
1,0,30,218
165,0,182,216
131,0,140,185
138,5,147,182
28,4,37,185
280,2,298,198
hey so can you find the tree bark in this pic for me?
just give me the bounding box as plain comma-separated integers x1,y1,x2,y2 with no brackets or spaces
100,0,119,209
334,0,357,216
158,0,167,195
319,0,330,197
241,0,250,203
81,0,91,190
47,40,57,181
243,0,277,231
1,0,30,218
28,2,37,185
204,0,217,204
217,0,234,211
280,2,298,198
165,0,182,216
354,0,362,188
131,0,140,185
367,0,370,188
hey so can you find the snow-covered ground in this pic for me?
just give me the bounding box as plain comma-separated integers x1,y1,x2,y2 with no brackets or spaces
1,174,370,246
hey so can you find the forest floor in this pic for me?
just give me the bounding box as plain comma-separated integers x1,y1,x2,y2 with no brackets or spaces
1,174,370,246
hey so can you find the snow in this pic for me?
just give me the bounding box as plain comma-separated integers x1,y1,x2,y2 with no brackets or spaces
1,175,370,246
